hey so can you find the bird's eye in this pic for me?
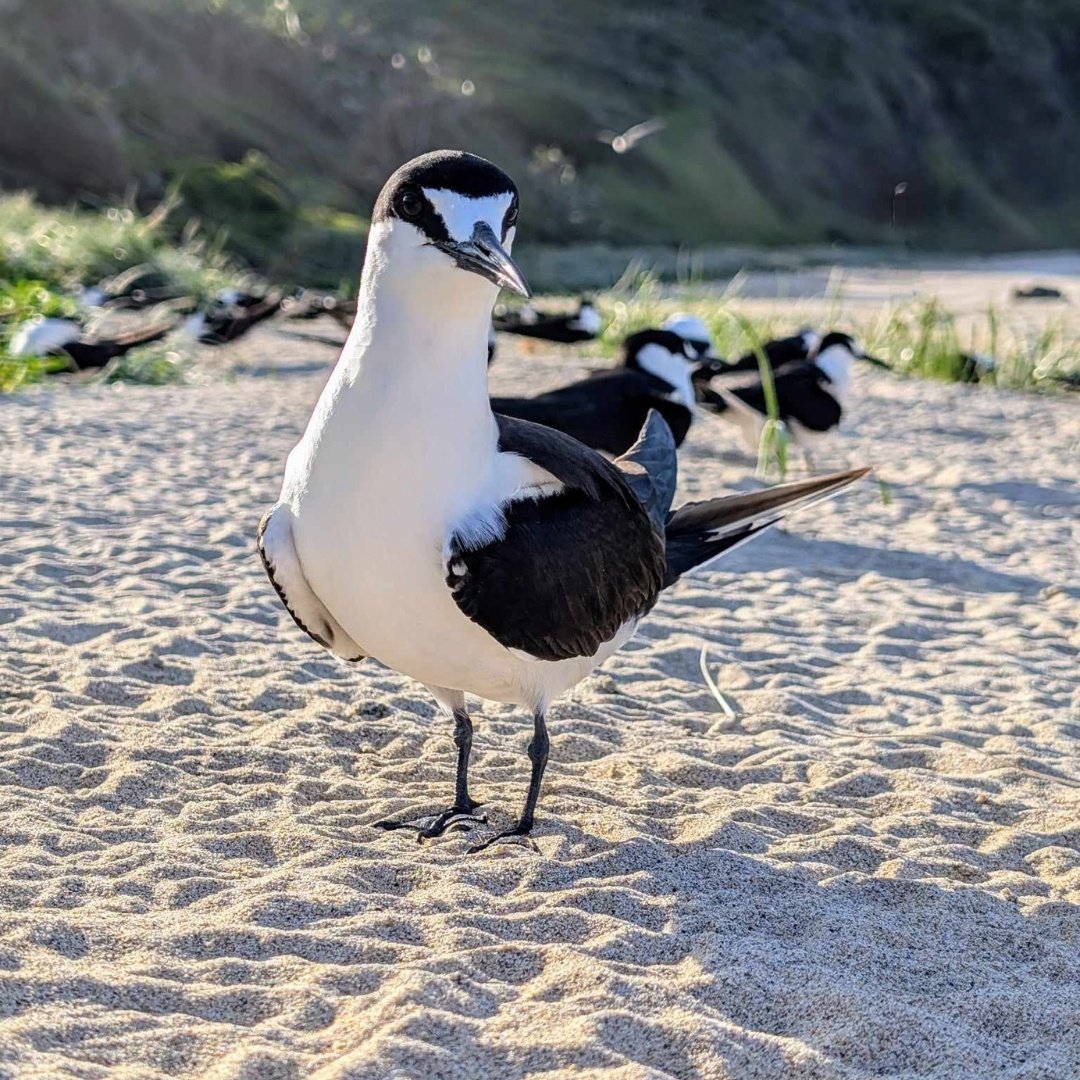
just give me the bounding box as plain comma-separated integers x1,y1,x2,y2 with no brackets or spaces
399,191,423,218
504,204,518,230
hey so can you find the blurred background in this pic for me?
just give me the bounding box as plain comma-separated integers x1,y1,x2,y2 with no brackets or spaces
5,0,1080,291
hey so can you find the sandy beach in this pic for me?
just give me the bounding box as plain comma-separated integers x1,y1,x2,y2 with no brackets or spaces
1,304,1078,1078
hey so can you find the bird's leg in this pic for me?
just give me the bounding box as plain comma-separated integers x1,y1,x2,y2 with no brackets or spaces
374,704,487,840
469,708,549,853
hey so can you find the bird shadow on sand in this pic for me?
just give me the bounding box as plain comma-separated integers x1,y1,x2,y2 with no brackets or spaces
720,531,1065,596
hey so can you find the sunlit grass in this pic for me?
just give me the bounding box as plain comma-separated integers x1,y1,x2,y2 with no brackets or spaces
860,297,1079,390
93,340,194,387
588,272,1077,394
0,193,242,300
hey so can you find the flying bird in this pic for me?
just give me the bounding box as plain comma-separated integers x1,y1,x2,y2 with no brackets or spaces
597,117,667,154
257,151,869,850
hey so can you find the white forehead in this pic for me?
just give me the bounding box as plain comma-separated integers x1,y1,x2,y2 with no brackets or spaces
663,313,711,343
423,188,515,245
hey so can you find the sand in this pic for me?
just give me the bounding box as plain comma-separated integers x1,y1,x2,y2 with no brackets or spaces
1,301,1078,1079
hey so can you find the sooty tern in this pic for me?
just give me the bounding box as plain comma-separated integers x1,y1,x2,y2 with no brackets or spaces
699,331,859,465
492,297,602,343
490,329,701,456
9,312,179,370
258,151,869,850
715,329,822,376
185,289,283,345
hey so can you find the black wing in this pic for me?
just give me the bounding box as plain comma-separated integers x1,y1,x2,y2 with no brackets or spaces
722,333,812,375
734,365,843,432
491,369,692,455
491,314,594,343
446,415,666,662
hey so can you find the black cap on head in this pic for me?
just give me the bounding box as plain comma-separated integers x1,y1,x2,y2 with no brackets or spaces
817,331,857,354
372,150,519,242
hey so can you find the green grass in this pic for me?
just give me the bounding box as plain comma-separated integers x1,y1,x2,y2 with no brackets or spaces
589,278,1078,394
93,340,194,387
0,193,243,300
861,297,1080,390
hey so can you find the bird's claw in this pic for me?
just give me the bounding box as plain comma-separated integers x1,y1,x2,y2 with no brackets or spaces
374,805,486,841
467,825,539,854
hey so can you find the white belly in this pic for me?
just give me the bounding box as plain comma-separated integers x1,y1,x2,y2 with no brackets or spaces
280,368,630,707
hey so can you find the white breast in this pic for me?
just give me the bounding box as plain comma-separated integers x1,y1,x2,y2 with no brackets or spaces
281,330,588,705
813,344,853,401
634,343,696,410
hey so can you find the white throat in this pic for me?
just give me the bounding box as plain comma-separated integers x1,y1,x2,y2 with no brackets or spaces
571,303,602,335
814,344,853,400
634,344,696,411
284,215,521,557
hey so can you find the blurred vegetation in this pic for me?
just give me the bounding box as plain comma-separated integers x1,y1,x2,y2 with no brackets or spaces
3,0,1079,287
0,195,244,390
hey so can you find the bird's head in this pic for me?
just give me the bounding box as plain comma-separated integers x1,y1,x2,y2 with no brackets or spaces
367,150,530,302
815,330,888,369
623,329,698,381
661,313,713,360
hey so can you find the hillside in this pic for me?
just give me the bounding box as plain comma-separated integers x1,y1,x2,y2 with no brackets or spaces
5,0,1080,282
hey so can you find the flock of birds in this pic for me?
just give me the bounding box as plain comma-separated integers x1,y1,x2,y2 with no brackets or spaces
10,265,876,472
489,307,872,468
8,265,285,368
8,151,884,850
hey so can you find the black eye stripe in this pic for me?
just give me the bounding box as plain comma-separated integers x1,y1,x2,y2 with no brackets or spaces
502,202,519,239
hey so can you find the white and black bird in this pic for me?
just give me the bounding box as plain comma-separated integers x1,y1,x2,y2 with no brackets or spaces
80,263,189,311
258,151,868,850
185,288,283,345
715,329,822,376
492,297,602,343
698,331,860,463
490,328,701,456
9,312,178,369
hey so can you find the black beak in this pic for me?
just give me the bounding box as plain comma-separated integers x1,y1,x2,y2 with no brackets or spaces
434,221,531,297
859,353,892,370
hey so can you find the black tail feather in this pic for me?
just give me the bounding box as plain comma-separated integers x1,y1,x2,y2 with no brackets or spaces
663,467,870,586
